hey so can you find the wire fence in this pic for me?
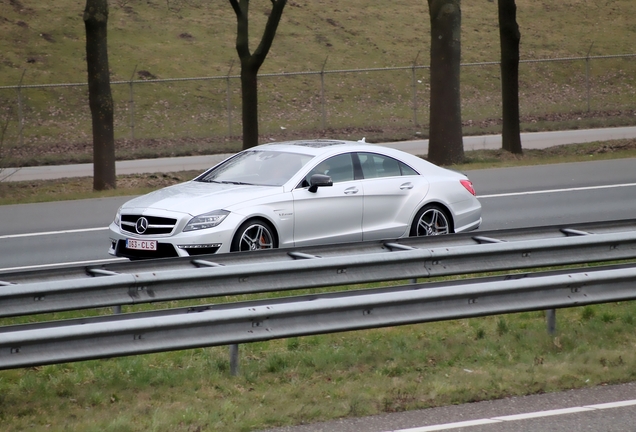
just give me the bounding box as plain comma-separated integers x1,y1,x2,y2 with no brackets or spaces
1,53,635,150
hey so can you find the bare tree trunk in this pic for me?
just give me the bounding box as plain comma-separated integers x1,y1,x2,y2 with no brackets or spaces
427,0,464,165
230,0,287,150
240,66,259,148
498,0,522,154
84,0,116,190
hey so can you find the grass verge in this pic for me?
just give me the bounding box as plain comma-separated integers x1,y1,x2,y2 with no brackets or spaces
0,301,634,432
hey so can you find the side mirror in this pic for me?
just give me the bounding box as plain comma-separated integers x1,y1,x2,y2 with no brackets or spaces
308,173,333,193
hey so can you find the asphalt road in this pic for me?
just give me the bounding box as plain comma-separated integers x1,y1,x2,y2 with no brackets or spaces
1,156,636,271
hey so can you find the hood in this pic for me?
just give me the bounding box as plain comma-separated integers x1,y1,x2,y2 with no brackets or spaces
122,181,282,216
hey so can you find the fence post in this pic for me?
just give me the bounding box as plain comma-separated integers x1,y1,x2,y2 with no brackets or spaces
226,62,234,137
229,343,239,376
16,70,26,148
129,66,137,140
411,51,421,126
585,42,594,113
320,57,328,130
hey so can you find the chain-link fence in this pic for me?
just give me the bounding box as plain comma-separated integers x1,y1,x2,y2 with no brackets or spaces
1,53,635,150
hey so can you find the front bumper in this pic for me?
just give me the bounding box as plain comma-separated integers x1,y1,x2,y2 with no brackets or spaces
108,221,236,259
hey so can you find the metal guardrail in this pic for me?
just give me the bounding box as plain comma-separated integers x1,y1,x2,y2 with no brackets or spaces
5,219,636,282
1,220,636,318
1,263,635,369
1,220,636,370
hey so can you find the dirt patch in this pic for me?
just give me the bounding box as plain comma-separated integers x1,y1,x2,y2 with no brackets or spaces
116,172,199,189
40,32,54,43
137,70,157,80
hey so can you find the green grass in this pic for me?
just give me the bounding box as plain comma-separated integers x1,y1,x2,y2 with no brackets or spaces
3,1,634,83
1,302,635,431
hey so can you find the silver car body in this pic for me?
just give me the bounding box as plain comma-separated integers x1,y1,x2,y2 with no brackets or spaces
108,139,481,258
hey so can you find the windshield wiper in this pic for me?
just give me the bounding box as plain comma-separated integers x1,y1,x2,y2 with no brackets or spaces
198,179,257,185
216,180,254,186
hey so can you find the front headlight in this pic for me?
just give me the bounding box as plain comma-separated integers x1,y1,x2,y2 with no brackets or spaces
184,210,230,232
114,207,122,227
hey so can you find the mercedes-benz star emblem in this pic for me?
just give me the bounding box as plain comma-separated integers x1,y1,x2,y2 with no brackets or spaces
135,217,149,234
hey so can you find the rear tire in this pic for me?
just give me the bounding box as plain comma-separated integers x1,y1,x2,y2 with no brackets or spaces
231,219,277,252
410,204,452,236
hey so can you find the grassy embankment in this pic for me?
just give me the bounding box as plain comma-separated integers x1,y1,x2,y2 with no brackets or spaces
0,0,635,167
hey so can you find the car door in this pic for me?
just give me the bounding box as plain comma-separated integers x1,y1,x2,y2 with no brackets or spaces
292,153,364,247
357,152,430,241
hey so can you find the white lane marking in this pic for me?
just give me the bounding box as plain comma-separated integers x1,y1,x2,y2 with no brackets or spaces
585,399,636,409
390,399,636,431
479,182,636,199
0,258,127,273
491,406,594,421
392,419,501,431
0,227,108,240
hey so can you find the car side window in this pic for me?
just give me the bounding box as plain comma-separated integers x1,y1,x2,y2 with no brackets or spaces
399,161,419,176
304,153,354,184
357,153,418,178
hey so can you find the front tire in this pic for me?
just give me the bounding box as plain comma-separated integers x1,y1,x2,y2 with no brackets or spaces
231,219,277,252
410,204,452,236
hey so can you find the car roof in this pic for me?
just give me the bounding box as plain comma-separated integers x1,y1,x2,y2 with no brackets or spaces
253,139,401,158
216,139,453,179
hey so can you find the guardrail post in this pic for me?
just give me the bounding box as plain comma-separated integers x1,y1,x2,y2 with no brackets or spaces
229,344,240,376
546,309,556,334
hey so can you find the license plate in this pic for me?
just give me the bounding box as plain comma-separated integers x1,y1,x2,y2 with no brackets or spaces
126,239,158,251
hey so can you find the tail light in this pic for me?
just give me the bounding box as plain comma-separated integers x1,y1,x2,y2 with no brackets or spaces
460,179,476,196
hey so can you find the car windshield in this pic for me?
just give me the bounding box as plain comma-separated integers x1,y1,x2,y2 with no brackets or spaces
196,150,315,186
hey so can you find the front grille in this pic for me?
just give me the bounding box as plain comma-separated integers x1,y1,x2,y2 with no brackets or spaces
115,240,179,259
121,215,177,235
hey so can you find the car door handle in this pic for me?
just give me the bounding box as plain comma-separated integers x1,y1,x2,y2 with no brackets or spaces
344,187,359,195
400,182,414,190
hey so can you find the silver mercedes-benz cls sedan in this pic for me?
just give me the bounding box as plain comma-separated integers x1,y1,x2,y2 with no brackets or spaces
108,139,481,259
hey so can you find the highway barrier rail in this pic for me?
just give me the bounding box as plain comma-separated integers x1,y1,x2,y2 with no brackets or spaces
1,219,636,370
